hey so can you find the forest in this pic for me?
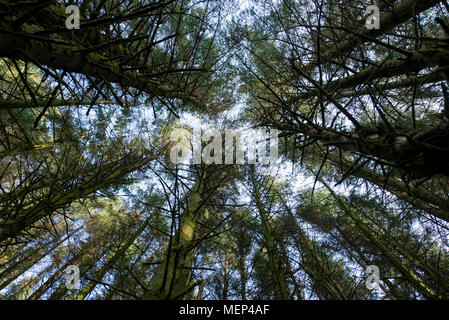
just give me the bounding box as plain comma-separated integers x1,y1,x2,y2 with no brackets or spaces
0,0,449,300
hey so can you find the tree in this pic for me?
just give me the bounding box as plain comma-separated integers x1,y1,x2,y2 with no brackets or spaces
1,0,449,301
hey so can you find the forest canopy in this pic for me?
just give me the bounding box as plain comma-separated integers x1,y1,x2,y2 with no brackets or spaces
0,0,449,300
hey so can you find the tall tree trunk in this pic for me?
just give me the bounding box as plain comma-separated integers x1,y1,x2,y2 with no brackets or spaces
222,248,230,300
320,178,441,299
332,226,403,299
279,240,304,300
0,226,82,291
326,152,449,222
143,167,207,300
76,209,157,300
47,245,110,300
289,212,347,299
249,167,289,300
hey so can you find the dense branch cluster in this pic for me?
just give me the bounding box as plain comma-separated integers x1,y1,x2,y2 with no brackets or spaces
0,0,449,301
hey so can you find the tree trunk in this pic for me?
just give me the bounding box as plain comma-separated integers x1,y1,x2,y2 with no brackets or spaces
143,167,207,299
249,167,289,300
76,209,157,300
320,178,441,299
